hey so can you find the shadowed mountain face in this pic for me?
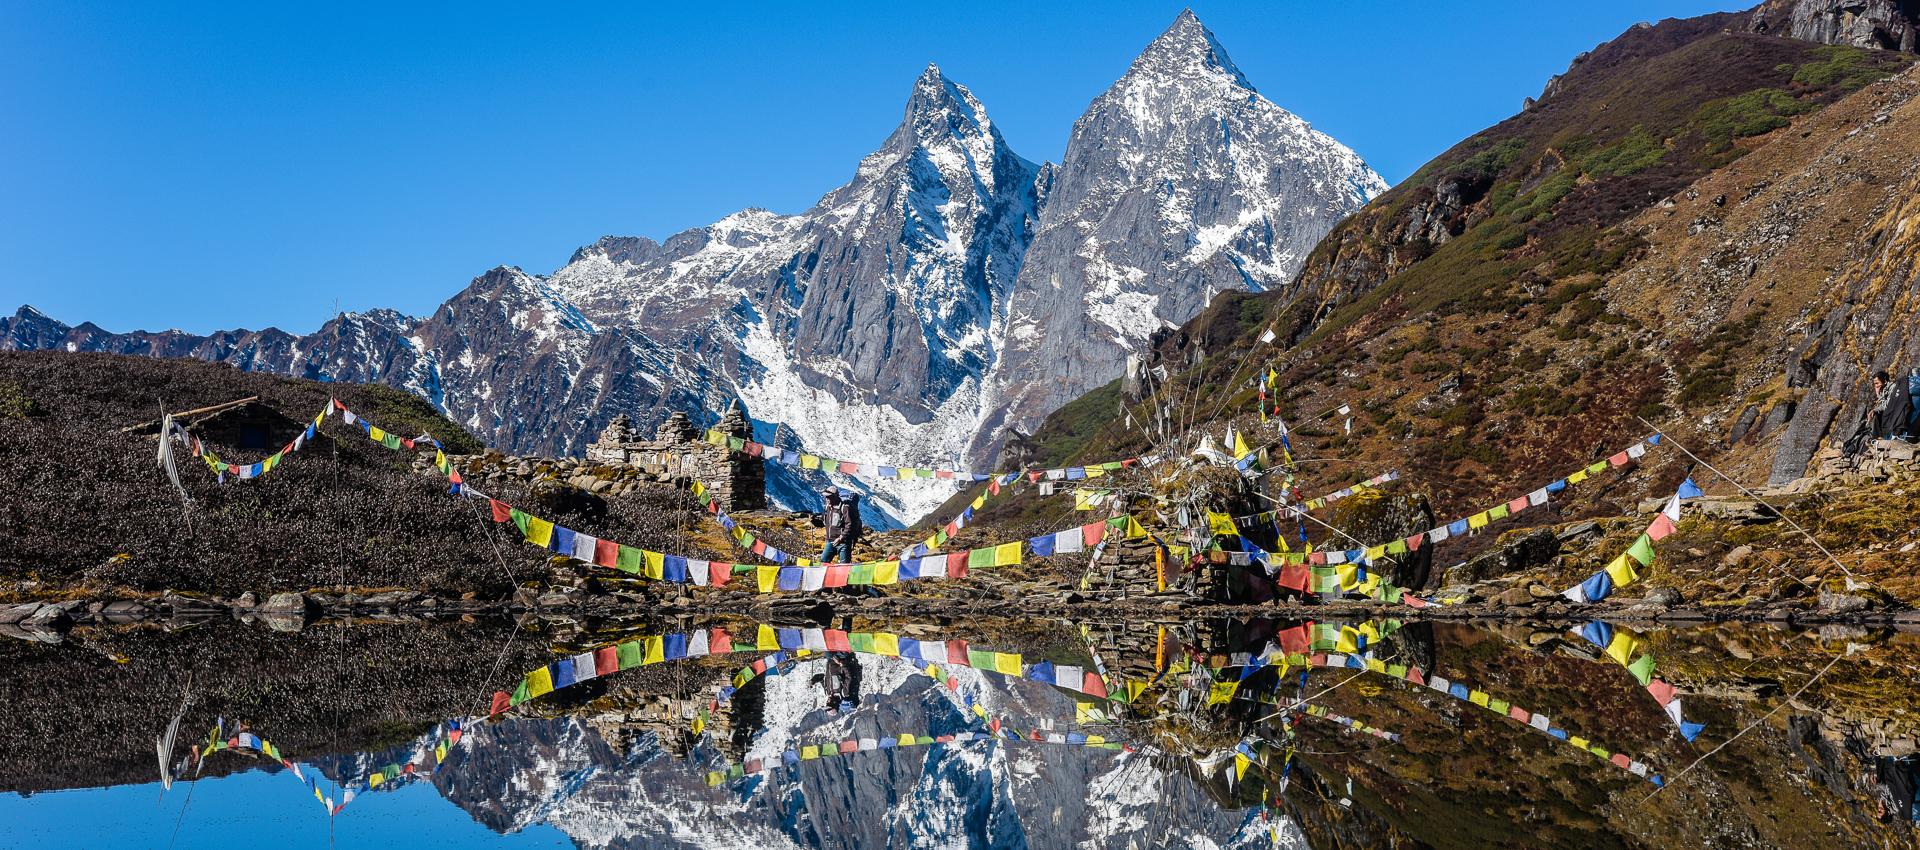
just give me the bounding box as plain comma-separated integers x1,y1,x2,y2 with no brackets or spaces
1,11,1382,525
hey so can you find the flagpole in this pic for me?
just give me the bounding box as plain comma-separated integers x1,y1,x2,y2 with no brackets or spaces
1635,416,1864,591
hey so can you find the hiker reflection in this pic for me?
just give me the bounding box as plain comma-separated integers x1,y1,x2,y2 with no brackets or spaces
813,651,863,713
1875,755,1919,825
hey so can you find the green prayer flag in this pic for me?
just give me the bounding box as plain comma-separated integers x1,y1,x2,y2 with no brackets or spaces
616,545,644,574
849,563,874,585
1488,504,1510,521
617,641,643,669
1626,534,1656,566
967,548,993,569
1626,654,1657,686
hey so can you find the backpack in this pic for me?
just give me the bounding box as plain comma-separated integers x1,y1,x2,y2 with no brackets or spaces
1907,371,1920,433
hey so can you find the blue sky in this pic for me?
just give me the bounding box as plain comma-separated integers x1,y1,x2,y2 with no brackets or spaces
0,2,1741,335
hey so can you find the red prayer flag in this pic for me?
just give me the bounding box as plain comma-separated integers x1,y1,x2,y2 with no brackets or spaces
947,639,970,665
594,646,619,676
1406,667,1427,686
1646,679,1676,704
936,469,953,480
1611,753,1633,768
489,691,511,716
710,562,731,587
750,539,767,555
1609,450,1631,467
708,628,732,655
1027,471,1042,483
490,499,512,523
1082,521,1107,547
1309,653,1328,668
1277,625,1311,655
1506,496,1529,514
1277,564,1311,593
1647,513,1677,540
824,565,849,587
1082,671,1109,699
1404,594,1429,609
1121,458,1138,468
838,461,859,474
825,630,851,652
947,551,969,578
1405,533,1424,551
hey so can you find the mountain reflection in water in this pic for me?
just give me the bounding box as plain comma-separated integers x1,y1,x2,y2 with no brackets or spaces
1,615,1917,849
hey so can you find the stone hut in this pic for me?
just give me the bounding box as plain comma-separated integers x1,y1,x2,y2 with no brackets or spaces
585,403,765,511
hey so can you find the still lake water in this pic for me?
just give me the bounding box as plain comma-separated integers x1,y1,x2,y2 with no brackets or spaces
2,614,1915,849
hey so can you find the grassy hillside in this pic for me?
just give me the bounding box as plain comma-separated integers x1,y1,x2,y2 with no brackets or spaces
0,352,712,598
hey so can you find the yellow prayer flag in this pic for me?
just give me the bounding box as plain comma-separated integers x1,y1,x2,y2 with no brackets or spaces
1207,511,1238,537
1467,512,1490,530
1084,466,1105,478
1126,516,1148,538
1208,681,1238,706
993,652,1023,675
1569,736,1590,750
873,561,899,585
871,633,900,657
1234,752,1251,780
1567,469,1589,485
800,454,820,470
756,565,778,593
644,636,665,665
528,667,554,698
1605,633,1638,666
1605,553,1639,587
801,745,819,760
524,516,555,548
992,541,1022,566
369,773,384,788
369,426,386,441
1469,690,1490,707
757,625,777,650
644,550,665,580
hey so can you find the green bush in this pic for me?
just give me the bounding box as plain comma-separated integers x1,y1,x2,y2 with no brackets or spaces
1693,88,1814,151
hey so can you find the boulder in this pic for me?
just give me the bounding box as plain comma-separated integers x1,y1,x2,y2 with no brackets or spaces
259,592,316,617
0,603,41,625
1818,588,1873,614
361,590,421,608
1645,586,1682,606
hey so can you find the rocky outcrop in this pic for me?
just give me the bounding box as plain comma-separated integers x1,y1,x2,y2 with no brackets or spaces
1749,0,1920,53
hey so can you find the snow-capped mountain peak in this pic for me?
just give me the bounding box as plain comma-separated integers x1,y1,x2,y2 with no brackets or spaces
1131,8,1256,93
5,15,1384,527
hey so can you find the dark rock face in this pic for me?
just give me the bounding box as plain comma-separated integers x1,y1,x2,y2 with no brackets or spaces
1749,0,1920,53
1767,160,1920,483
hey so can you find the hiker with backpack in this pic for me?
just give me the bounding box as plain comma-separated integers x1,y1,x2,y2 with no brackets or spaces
819,487,851,564
1847,369,1916,455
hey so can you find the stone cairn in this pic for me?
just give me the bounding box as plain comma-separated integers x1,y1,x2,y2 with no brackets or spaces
1811,438,1920,486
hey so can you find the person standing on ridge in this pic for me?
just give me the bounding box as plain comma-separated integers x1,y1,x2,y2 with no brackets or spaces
819,487,851,564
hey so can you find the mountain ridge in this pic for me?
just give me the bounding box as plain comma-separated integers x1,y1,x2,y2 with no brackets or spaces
3,11,1383,525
